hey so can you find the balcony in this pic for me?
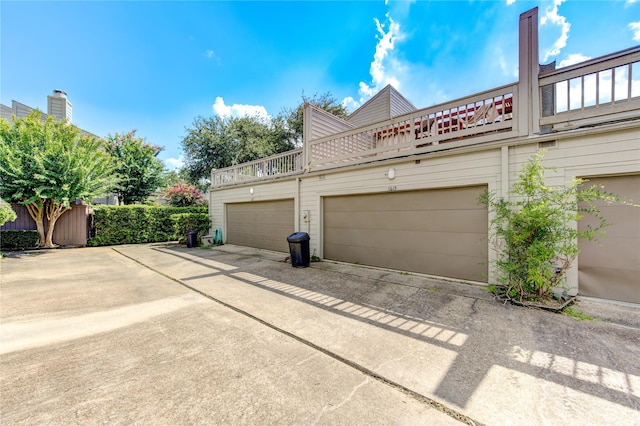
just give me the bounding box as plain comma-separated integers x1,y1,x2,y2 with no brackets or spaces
539,46,640,131
308,84,517,171
211,46,640,188
211,148,303,188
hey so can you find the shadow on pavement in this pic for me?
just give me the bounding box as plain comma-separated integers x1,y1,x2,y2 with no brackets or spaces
129,243,640,413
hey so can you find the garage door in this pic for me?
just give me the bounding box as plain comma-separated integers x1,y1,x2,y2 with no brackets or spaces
323,186,488,282
578,175,640,304
226,199,294,252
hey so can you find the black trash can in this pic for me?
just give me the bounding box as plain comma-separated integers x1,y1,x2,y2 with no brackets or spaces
287,232,310,268
186,231,198,248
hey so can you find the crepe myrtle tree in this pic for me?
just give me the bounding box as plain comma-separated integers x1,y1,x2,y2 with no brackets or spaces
165,182,206,207
0,111,115,248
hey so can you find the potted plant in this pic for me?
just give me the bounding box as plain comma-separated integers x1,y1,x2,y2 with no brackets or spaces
479,150,633,309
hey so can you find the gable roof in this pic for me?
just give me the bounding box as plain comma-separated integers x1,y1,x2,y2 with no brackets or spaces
347,85,417,127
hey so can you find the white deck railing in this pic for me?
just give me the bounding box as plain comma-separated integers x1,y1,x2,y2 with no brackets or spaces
211,148,303,187
308,83,518,170
539,46,640,130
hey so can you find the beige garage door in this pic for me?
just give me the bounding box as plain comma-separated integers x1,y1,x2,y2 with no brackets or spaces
226,199,294,252
578,175,640,304
323,186,488,282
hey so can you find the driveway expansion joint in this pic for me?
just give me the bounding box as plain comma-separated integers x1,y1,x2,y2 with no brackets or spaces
112,247,483,426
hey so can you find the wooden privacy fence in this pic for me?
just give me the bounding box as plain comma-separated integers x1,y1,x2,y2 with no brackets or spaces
1,203,90,246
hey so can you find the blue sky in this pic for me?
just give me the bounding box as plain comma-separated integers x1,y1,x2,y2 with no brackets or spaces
2,0,639,169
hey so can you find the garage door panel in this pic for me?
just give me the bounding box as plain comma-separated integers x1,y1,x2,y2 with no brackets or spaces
580,206,640,238
579,267,640,304
324,244,486,282
578,175,639,303
324,187,485,212
324,228,487,258
227,199,294,252
324,186,488,282
324,210,487,233
580,237,639,270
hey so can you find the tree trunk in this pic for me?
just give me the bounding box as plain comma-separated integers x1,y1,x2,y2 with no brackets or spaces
25,201,46,246
43,200,70,248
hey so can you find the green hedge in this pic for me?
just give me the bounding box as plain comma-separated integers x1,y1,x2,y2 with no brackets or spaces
0,230,40,250
88,205,208,246
170,213,211,244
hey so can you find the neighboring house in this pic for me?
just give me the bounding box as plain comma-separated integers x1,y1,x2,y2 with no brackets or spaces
214,7,639,304
2,89,72,124
1,89,100,138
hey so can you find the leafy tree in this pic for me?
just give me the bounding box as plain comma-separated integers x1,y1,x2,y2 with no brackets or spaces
165,183,206,207
181,91,346,184
106,130,165,205
161,167,191,188
181,114,294,184
0,111,115,247
281,91,349,144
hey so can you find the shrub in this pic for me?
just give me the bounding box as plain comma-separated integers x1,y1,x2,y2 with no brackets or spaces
170,213,211,244
0,200,17,226
88,205,207,246
479,150,632,303
165,183,206,207
0,230,40,250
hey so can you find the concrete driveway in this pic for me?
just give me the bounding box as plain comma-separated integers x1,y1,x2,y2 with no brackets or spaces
1,243,639,425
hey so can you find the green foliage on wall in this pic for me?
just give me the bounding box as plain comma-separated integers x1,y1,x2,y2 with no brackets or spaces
0,230,40,250
88,205,207,246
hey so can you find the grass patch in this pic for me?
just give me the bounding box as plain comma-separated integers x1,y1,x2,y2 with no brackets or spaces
563,307,602,321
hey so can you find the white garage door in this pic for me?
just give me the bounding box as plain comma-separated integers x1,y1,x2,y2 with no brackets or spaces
578,175,640,304
323,186,488,282
226,199,294,253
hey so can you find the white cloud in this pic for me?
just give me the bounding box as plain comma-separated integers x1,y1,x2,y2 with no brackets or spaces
558,53,592,68
205,50,215,58
341,96,360,112
212,97,270,119
493,46,518,78
344,13,404,109
630,21,640,41
506,0,516,5
540,0,571,62
165,155,184,170
626,0,638,5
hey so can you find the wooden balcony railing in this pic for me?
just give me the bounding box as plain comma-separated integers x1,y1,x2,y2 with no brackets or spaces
210,47,640,187
539,46,640,130
211,148,303,187
308,83,519,170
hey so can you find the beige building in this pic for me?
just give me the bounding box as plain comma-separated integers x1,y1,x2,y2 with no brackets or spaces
209,8,640,304
1,89,72,124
